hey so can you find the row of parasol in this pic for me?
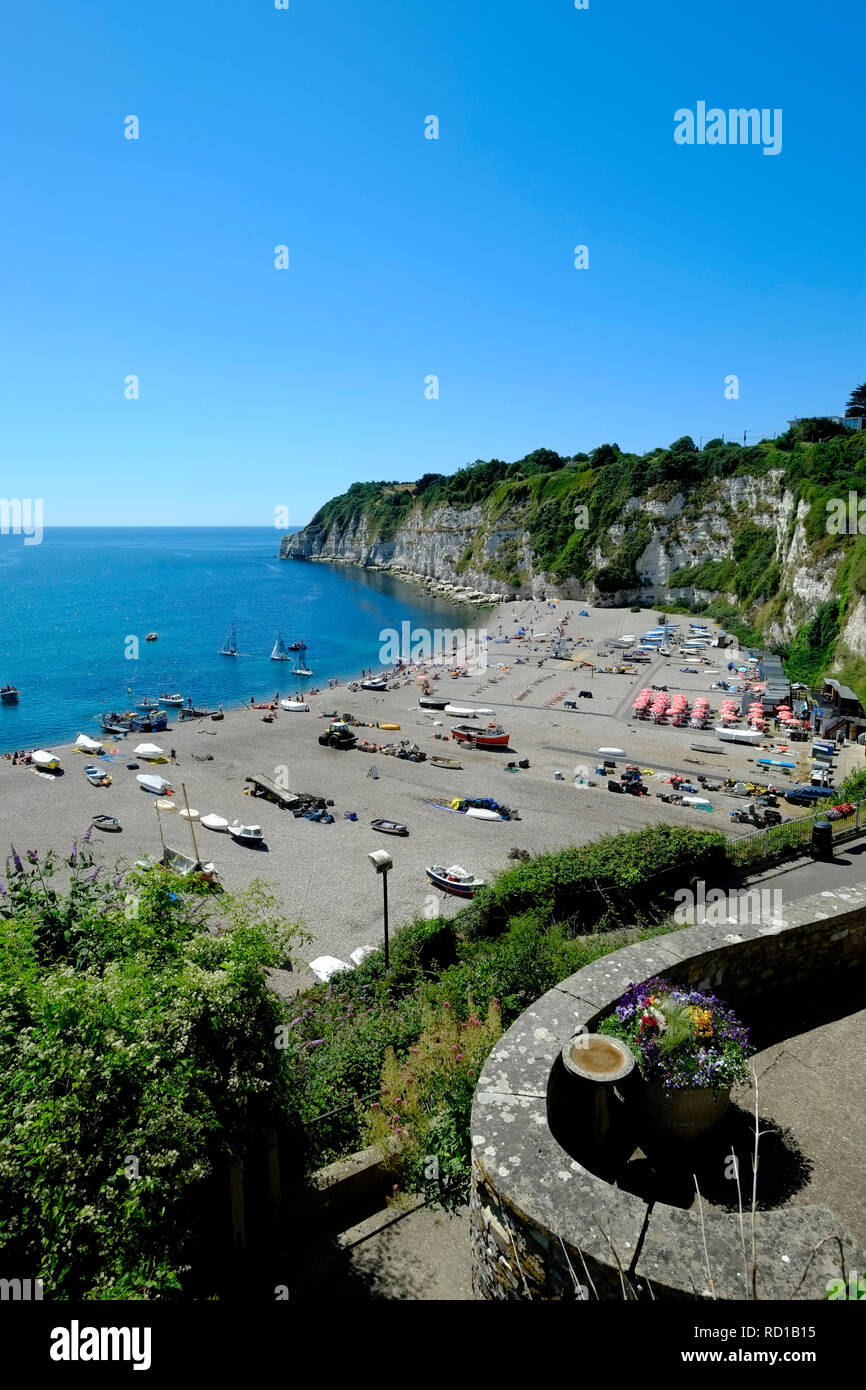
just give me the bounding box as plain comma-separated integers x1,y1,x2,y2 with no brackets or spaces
632,690,711,727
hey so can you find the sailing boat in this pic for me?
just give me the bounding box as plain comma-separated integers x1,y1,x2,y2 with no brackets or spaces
293,651,313,677
220,623,238,657
270,632,291,662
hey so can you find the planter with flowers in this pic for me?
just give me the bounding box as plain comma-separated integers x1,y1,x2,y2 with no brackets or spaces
598,976,753,1141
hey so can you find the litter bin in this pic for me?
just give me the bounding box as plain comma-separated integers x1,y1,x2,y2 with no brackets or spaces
811,819,833,858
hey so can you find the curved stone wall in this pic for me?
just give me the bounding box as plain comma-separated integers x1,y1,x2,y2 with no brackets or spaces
470,882,866,1300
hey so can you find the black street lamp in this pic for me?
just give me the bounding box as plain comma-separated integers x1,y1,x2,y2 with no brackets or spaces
368,849,393,968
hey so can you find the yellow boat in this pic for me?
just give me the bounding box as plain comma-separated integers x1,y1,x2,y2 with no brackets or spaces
379,723,401,731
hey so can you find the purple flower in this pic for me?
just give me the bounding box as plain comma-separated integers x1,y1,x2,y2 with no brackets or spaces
114,874,123,888
306,1038,326,1048
81,827,92,844
25,850,38,864
87,867,101,883
9,846,23,875
0,882,7,896
69,842,78,865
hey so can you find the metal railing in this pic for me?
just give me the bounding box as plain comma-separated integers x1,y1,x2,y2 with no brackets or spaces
727,797,865,867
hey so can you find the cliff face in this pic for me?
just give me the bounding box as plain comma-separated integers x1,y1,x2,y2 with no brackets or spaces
282,473,852,642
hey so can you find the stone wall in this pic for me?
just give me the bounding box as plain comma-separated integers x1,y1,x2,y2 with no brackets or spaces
470,882,866,1301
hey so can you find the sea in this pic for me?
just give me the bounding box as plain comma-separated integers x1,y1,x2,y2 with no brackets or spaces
0,528,485,753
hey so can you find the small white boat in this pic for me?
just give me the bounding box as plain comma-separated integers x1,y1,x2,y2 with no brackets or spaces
426,864,486,896
681,795,714,811
155,798,176,812
598,747,626,756
137,774,173,794
158,693,184,706
465,807,503,821
271,633,291,662
134,742,166,760
75,733,104,754
227,822,264,843
444,705,479,717
714,727,764,745
280,698,309,711
360,677,387,691
179,807,200,821
84,763,111,787
32,750,60,770
200,813,229,832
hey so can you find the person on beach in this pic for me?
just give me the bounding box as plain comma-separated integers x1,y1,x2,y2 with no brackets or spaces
170,748,177,763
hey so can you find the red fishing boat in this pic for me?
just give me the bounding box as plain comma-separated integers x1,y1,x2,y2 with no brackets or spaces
450,722,510,750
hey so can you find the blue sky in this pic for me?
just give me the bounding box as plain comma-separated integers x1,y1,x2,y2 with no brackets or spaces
2,0,863,525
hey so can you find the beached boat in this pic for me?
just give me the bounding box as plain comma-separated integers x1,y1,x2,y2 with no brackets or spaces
220,623,239,656
1,685,19,703
714,727,764,745
200,813,229,832
32,750,60,770
84,764,112,787
419,696,449,710
426,864,485,897
74,733,104,754
451,723,510,750
158,693,184,706
443,705,494,717
371,818,409,836
270,633,291,662
280,698,309,711
360,676,387,691
598,746,626,757
137,773,173,794
430,756,463,769
91,814,121,832
227,822,265,843
465,807,503,821
133,742,166,760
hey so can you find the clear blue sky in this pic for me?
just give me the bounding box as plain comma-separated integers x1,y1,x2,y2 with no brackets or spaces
2,0,863,525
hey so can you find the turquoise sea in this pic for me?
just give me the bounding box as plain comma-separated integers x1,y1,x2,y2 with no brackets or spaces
0,528,480,753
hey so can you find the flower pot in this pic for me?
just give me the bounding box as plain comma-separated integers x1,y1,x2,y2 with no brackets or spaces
635,1080,731,1142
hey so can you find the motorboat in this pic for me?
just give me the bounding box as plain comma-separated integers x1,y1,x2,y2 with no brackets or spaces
1,685,19,703
370,818,409,836
84,764,112,787
145,633,158,642
158,693,185,706
136,696,160,710
360,676,388,691
200,814,229,832
280,698,309,711
426,864,486,897
287,640,307,652
137,773,174,794
450,723,510,750
419,696,450,710
32,750,60,770
227,822,265,843
91,814,121,832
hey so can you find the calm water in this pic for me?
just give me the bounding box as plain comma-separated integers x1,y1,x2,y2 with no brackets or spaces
0,528,480,752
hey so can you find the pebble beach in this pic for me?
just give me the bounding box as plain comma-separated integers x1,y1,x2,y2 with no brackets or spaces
0,599,850,972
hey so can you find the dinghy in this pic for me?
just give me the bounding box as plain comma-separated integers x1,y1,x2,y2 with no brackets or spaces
179,807,200,821
451,723,510,750
158,693,184,706
201,813,229,832
598,747,626,757
465,807,503,821
280,698,309,711
714,727,764,745
220,623,239,656
430,756,463,769
419,696,449,710
270,632,291,661
84,764,111,787
426,864,486,897
370,818,409,836
91,814,121,832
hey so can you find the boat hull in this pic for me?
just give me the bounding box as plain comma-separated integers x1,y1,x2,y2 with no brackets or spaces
426,867,484,896
451,724,510,749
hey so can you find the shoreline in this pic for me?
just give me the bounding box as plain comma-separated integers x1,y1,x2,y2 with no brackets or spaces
2,597,854,971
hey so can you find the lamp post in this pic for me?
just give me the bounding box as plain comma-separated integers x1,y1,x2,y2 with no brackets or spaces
368,849,393,969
